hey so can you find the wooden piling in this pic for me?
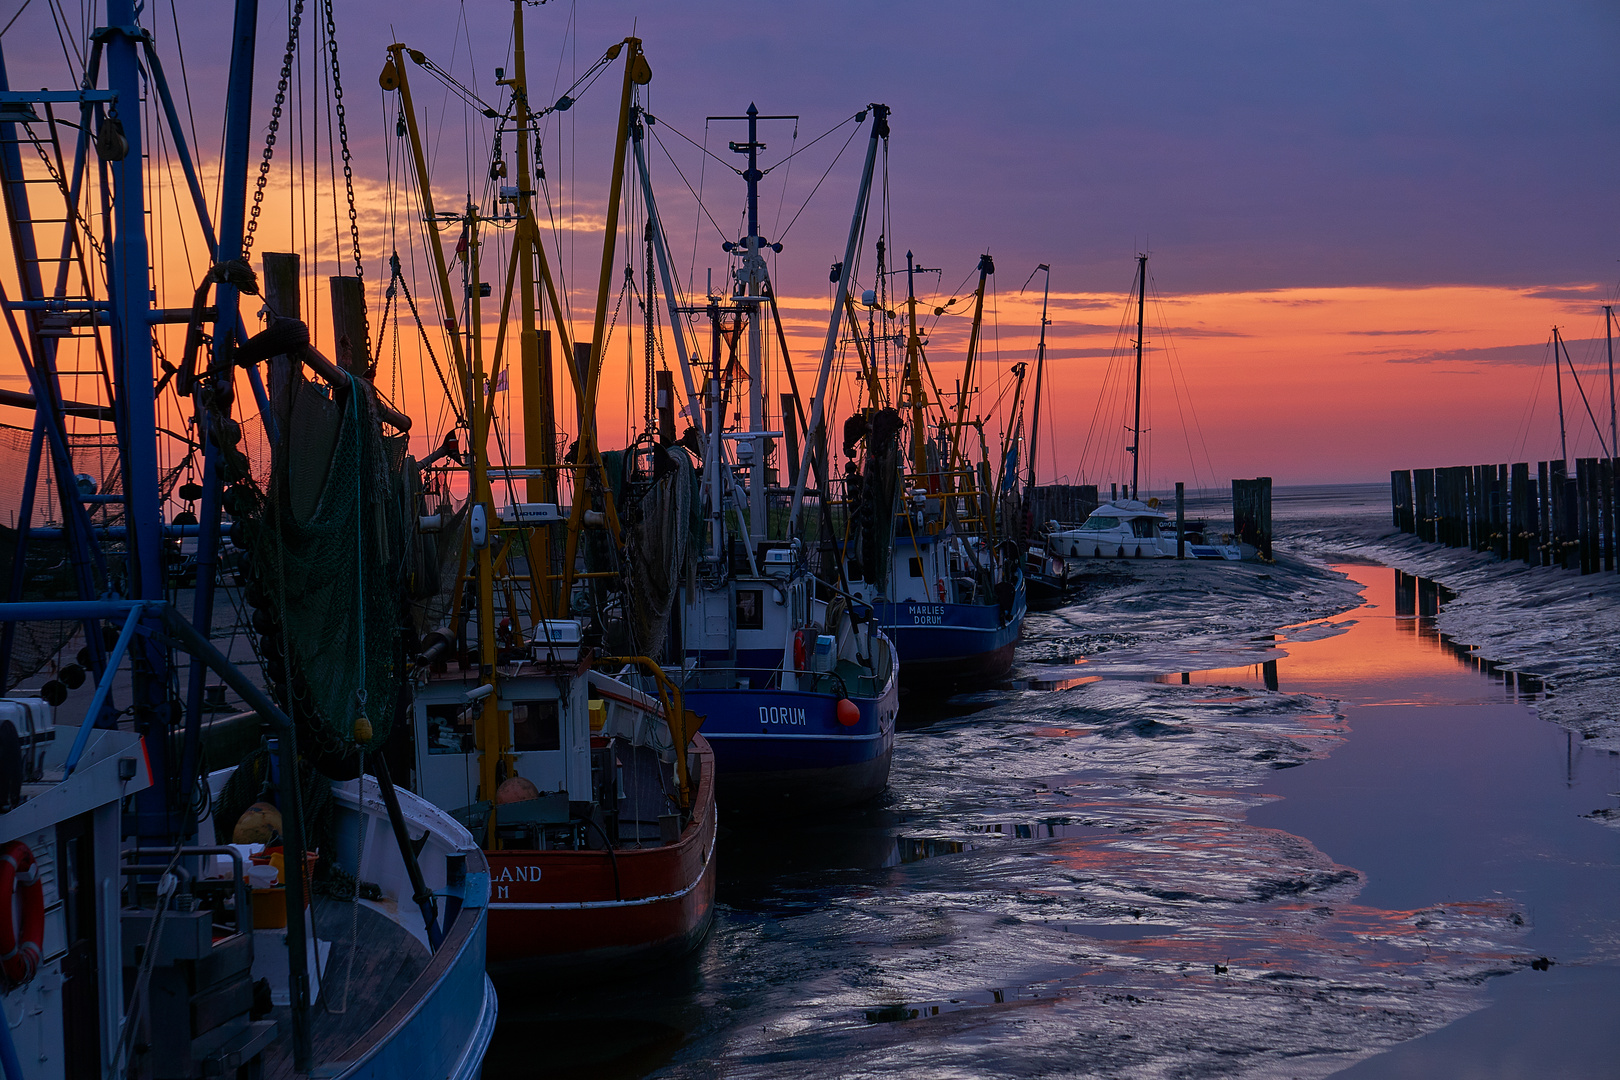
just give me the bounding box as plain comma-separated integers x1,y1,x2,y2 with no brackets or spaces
1232,477,1272,560
1550,459,1570,569
1510,461,1530,561
261,252,301,435
1176,481,1186,559
779,391,799,487
1391,469,1414,533
1494,464,1509,558
1538,461,1552,565
1603,458,1615,572
328,275,371,377
1414,468,1435,543
657,370,676,446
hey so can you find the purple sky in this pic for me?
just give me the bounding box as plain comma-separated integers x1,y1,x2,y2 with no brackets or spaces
7,0,1613,301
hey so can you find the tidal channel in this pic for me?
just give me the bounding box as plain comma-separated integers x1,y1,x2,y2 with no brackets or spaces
487,564,1620,1079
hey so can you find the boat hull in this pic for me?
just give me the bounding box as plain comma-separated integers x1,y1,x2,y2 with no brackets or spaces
484,735,718,979
687,676,899,808
875,577,1026,688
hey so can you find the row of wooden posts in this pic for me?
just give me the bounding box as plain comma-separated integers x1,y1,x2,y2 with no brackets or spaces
1391,459,1617,574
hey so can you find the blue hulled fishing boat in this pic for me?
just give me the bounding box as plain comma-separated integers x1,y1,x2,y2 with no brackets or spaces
655,103,900,807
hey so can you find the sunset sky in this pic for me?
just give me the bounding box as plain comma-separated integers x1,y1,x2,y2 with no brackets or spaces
2,1,1617,490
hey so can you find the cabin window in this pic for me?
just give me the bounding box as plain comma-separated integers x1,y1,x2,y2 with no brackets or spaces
1131,519,1159,538
425,702,472,755
908,557,924,578
511,699,561,752
734,588,764,630
1080,516,1119,531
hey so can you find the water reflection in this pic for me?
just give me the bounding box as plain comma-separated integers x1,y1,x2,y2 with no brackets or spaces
487,555,1603,1080
1156,566,1545,704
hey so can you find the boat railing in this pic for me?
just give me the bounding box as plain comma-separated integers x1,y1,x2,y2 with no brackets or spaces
675,663,885,700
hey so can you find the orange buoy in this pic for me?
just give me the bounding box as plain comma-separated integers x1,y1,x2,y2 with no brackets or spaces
496,776,541,804
835,698,861,727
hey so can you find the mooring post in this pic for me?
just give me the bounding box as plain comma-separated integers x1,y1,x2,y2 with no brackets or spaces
1176,481,1185,559
1603,457,1615,572
1510,462,1530,562
1414,469,1433,543
329,274,371,376
1550,459,1569,569
657,370,676,446
779,391,799,488
1538,461,1551,565
262,252,300,434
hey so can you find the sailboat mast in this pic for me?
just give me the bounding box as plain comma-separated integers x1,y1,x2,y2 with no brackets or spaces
1607,304,1616,462
1025,263,1050,497
1553,326,1569,464
1131,253,1146,500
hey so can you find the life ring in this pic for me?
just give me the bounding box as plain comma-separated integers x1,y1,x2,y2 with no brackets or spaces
935,580,947,603
0,840,44,987
793,630,808,672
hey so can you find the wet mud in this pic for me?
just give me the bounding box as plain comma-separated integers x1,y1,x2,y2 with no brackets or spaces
487,490,1620,1079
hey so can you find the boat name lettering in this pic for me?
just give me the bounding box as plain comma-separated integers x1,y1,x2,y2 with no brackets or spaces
759,707,807,725
494,865,544,883
909,604,945,624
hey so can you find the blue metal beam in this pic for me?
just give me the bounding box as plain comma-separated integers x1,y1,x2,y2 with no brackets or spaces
62,602,149,775
182,0,260,810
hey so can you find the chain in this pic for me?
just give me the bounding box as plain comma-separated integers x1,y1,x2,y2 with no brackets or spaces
643,232,657,436
244,0,305,259
323,0,363,282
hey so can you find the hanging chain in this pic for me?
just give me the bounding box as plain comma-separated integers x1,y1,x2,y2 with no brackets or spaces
244,0,305,261
323,0,364,282
643,230,657,435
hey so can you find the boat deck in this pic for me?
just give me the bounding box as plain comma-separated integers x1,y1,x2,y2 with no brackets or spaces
261,899,429,1079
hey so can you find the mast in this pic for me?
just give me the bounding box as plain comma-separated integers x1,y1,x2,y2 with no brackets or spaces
789,104,888,532
1130,253,1147,500
947,253,994,488
1025,263,1050,497
903,249,931,474
630,109,704,436
509,0,552,509
739,104,766,541
1554,325,1568,464
1607,305,1616,462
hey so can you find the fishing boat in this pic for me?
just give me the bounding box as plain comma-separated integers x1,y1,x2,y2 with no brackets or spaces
649,103,900,807
378,21,717,973
0,2,494,1074
836,247,1026,689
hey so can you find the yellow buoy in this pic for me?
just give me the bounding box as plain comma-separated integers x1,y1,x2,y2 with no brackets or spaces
353,713,373,744
232,801,283,844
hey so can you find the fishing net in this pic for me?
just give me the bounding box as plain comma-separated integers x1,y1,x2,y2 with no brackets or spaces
620,447,699,658
842,408,902,588
238,375,408,775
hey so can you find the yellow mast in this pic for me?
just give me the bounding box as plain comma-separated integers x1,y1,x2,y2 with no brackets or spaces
559,38,646,597
903,275,928,475
947,253,993,489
